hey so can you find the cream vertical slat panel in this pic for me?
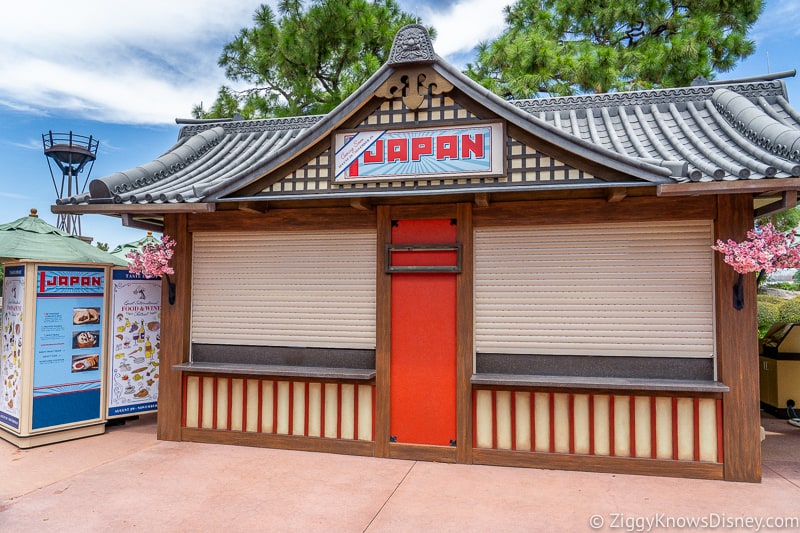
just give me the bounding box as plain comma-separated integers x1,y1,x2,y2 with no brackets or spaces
533,392,550,452
216,379,229,430
245,379,259,432
677,398,695,460
192,230,376,349
261,380,274,433
324,384,338,439
201,378,215,429
655,397,673,459
185,376,200,429
573,395,590,454
308,383,322,437
292,383,305,436
230,379,244,431
474,221,715,358
515,393,532,451
698,399,718,462
553,393,570,453
613,396,631,457
593,395,611,456
495,391,512,450
634,396,652,458
357,385,373,441
475,391,493,448
276,381,290,434
340,384,355,440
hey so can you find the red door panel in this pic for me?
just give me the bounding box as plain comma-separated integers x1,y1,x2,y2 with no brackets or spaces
390,219,457,446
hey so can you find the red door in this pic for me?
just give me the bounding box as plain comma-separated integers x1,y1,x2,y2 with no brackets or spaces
390,219,457,446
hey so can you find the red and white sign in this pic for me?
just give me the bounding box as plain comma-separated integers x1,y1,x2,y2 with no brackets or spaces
334,123,504,182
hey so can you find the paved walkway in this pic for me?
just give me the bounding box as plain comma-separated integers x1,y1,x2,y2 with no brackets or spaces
1,414,798,532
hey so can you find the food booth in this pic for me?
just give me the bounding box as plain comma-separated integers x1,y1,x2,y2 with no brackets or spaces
0,210,128,447
52,26,800,481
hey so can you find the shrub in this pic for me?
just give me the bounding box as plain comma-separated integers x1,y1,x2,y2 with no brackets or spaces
758,301,781,338
778,298,800,323
758,294,785,306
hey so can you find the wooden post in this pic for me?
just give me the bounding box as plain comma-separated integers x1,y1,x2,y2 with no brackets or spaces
456,203,474,463
157,213,192,441
714,194,761,482
374,206,392,457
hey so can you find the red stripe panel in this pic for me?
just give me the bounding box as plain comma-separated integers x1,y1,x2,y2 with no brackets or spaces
588,394,595,456
671,397,679,461
693,398,700,462
529,392,535,452
337,384,343,439
272,380,278,435
321,383,326,438
650,396,657,459
354,385,360,441
510,392,517,451
304,382,310,437
257,380,263,433
197,376,204,429
568,394,575,455
549,392,555,453
629,395,636,458
226,378,233,431
609,395,615,457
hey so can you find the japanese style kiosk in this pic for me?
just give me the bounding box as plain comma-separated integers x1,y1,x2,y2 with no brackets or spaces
53,26,800,481
0,210,128,447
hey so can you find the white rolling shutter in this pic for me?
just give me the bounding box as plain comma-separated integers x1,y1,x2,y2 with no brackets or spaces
475,221,715,358
192,230,376,349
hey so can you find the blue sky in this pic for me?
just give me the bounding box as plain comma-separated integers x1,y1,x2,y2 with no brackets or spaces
0,0,797,249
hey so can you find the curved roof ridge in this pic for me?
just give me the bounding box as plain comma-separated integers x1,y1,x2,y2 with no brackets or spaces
713,88,800,162
89,127,225,199
177,114,325,140
512,80,786,113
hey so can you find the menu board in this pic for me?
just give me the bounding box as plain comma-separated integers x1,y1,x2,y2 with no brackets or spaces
32,266,105,430
0,266,25,430
107,270,161,417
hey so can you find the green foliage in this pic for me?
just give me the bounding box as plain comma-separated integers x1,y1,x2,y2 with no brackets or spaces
768,281,800,291
466,0,763,98
758,293,785,306
758,207,800,233
96,242,109,252
778,297,800,324
758,300,780,338
194,1,431,119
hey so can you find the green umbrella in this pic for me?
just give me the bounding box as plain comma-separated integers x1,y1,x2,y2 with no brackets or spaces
109,231,159,261
0,209,127,266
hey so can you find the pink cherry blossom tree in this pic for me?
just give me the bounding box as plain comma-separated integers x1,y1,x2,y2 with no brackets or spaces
712,223,800,309
126,234,176,304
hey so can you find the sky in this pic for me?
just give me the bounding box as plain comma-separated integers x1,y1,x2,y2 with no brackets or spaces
0,0,798,249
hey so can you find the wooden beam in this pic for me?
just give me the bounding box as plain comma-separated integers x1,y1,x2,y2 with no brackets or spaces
754,190,797,218
52,202,216,215
456,203,474,464
238,201,268,214
474,192,489,208
121,213,163,232
606,188,627,203
350,198,372,211
658,178,800,197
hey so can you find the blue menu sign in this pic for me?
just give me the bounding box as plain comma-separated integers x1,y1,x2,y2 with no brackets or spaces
32,266,105,430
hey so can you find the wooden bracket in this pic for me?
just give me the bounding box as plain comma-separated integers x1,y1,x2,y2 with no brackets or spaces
474,192,489,208
238,201,268,214
606,188,627,203
350,198,373,211
754,190,797,218
121,213,163,232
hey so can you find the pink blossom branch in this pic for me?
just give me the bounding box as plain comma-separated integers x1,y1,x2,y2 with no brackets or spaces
125,234,176,279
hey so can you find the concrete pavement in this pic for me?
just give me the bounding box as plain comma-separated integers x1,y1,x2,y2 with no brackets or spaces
1,413,798,532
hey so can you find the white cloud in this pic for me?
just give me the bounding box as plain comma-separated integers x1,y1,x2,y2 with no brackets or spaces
421,0,510,58
0,0,511,126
